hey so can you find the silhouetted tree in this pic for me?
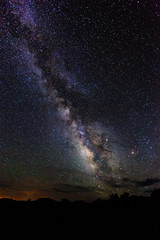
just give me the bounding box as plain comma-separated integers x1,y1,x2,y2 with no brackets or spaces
109,193,119,201
151,189,160,200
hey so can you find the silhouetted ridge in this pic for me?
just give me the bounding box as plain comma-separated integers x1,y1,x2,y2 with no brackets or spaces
0,190,160,239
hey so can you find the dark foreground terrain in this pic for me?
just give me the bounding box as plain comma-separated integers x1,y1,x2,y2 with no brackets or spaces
1,189,160,240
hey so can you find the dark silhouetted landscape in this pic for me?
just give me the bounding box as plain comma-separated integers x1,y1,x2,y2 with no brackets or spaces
1,189,160,240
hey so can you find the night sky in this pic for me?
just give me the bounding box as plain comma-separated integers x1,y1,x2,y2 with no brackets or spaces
0,0,160,201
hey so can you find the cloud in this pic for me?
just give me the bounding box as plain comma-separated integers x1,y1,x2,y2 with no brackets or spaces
0,182,12,189
122,178,130,183
134,179,160,187
110,184,124,188
102,178,160,189
52,184,92,194
122,178,160,187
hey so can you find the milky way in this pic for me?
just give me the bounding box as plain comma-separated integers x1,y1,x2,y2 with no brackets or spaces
1,0,160,201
